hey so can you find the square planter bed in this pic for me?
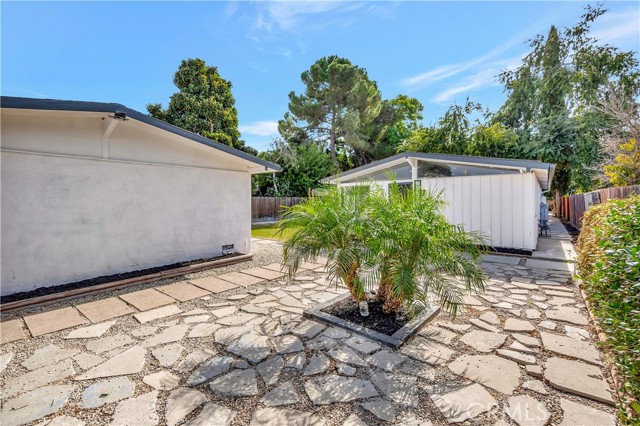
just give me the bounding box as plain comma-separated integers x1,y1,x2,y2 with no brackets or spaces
304,292,440,349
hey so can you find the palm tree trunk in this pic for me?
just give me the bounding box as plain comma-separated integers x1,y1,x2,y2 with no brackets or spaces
378,274,403,314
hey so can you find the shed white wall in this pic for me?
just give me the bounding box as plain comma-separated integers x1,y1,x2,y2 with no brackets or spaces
423,173,540,250
1,111,253,296
338,172,540,250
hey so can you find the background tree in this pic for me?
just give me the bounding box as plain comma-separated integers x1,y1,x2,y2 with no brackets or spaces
495,5,640,204
279,55,382,166
252,140,334,197
147,58,256,154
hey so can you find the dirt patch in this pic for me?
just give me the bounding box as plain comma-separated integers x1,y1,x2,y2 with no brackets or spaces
559,218,580,245
0,252,243,304
321,296,410,336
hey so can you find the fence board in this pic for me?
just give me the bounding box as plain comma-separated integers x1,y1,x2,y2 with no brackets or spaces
252,197,306,222
561,184,640,229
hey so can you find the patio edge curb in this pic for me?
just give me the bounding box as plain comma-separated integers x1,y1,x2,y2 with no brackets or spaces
303,292,440,349
0,254,253,313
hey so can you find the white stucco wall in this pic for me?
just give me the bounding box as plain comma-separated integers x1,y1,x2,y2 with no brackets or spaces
1,110,254,296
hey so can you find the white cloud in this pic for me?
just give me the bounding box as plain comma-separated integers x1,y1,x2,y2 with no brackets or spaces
258,1,365,32
591,9,640,44
239,120,279,137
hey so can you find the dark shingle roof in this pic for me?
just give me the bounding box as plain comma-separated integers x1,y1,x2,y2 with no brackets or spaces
1,96,282,172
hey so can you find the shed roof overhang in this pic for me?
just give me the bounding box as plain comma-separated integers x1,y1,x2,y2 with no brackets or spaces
322,152,556,190
1,96,282,173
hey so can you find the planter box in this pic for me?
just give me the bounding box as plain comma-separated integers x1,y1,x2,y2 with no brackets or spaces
304,292,440,349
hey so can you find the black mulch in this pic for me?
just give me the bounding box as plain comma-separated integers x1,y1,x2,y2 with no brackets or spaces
321,297,409,336
0,252,243,305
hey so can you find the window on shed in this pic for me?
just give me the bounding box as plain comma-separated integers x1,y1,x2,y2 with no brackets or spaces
417,160,520,178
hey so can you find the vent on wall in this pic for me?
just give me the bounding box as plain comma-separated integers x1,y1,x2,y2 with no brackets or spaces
222,244,235,255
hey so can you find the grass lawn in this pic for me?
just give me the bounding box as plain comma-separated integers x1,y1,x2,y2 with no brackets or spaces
251,223,297,242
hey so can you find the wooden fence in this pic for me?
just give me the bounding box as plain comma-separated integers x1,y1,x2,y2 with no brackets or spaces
252,197,306,222
560,184,640,229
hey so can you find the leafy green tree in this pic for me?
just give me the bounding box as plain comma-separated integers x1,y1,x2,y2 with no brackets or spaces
279,55,382,165
147,58,256,154
365,95,424,162
496,5,640,200
252,140,334,197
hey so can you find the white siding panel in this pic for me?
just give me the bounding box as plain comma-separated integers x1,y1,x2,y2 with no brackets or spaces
419,173,537,250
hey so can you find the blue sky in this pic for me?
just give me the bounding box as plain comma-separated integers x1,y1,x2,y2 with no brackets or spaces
2,1,639,152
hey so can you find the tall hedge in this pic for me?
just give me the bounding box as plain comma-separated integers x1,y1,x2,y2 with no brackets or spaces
577,195,640,423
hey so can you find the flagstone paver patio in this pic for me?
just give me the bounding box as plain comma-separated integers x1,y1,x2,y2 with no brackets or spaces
0,238,619,425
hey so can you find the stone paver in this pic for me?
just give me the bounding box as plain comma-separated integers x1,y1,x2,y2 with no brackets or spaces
189,276,239,293
23,307,88,337
158,282,210,302
366,349,407,372
76,298,136,323
328,346,367,366
546,306,589,326
544,357,614,405
430,383,497,423
449,354,521,394
185,402,237,426
250,407,325,426
165,388,207,426
3,359,75,399
86,334,133,354
227,333,271,363
505,395,550,426
217,312,258,326
152,343,184,367
65,320,116,339
120,288,176,311
504,318,535,332
0,352,14,373
370,372,418,407
22,344,80,370
257,355,284,386
262,382,300,406
174,349,216,373
401,336,455,366
1,319,28,344
1,385,74,426
188,323,221,338
496,349,536,365
141,324,190,347
186,356,234,385
361,399,396,422
558,398,616,426
460,330,507,352
143,370,180,390
304,375,378,404
304,352,331,376
540,331,602,365
133,304,181,324
217,271,264,287
110,390,159,426
242,267,285,280
81,377,135,408
273,334,304,354
344,335,381,354
210,369,259,396
76,346,146,380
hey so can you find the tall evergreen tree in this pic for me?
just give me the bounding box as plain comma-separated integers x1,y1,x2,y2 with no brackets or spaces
279,55,382,166
148,58,255,154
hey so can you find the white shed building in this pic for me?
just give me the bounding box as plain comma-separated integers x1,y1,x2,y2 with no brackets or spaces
1,97,281,297
322,152,555,251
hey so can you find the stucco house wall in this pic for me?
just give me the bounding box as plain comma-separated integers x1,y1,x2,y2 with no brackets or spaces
1,101,278,296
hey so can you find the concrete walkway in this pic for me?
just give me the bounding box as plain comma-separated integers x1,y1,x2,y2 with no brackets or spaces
0,240,617,426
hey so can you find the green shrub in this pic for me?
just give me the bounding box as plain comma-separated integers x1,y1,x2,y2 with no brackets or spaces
577,195,640,423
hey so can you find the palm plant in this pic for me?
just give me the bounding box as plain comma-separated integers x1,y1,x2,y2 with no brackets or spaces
278,185,375,301
367,183,486,315
279,182,486,316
